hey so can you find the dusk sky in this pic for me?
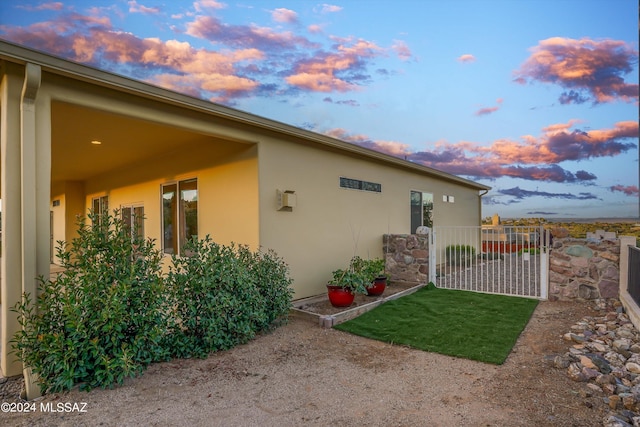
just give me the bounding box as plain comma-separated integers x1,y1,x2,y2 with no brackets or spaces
1,0,638,219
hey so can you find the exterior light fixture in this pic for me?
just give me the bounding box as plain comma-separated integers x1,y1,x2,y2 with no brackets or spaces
91,140,102,145
276,189,296,211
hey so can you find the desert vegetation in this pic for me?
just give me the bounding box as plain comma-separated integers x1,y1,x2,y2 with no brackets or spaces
483,216,640,245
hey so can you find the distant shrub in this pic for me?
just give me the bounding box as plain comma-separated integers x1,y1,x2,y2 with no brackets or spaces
445,245,476,266
518,248,540,255
482,252,503,261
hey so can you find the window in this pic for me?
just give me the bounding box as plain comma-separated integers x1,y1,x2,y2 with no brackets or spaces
162,178,198,255
410,191,433,233
91,195,109,230
339,177,382,193
122,205,144,241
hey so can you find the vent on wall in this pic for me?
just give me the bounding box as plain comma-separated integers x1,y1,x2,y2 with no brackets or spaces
339,177,382,193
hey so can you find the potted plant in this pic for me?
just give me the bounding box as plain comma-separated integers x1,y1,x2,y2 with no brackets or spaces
327,259,369,307
360,258,387,296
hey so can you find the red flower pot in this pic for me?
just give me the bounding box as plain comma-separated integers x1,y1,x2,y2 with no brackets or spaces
366,276,387,296
326,285,355,307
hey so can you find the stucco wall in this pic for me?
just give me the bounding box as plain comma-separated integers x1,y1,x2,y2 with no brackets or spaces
79,142,259,252
258,136,482,299
39,67,482,301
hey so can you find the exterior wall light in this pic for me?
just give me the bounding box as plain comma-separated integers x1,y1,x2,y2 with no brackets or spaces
276,190,296,211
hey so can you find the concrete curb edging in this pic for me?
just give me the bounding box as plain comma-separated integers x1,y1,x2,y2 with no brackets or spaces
291,283,427,328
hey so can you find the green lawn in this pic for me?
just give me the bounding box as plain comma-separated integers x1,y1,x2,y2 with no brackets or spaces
334,283,538,364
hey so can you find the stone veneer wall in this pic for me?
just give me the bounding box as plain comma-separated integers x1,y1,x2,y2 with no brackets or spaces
383,234,429,284
549,238,621,301
383,233,635,305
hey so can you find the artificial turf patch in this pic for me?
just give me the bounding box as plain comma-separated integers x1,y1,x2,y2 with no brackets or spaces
333,283,538,364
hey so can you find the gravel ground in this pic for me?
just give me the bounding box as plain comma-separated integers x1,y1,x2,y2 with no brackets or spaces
1,299,608,426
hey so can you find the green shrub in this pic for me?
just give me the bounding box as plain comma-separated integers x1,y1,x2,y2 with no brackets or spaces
12,215,293,392
12,211,168,393
518,248,540,255
235,244,293,330
445,245,476,266
164,237,293,359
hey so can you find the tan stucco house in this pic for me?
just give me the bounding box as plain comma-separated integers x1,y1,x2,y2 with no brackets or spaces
0,40,490,379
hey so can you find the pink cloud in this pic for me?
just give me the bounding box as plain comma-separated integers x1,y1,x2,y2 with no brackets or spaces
475,106,498,116
514,37,639,104
469,120,638,165
610,185,640,196
0,8,422,99
16,2,64,11
308,24,323,34
128,0,160,15
286,39,383,92
325,128,412,157
541,119,583,133
194,0,226,12
286,73,356,92
392,40,412,61
325,120,638,183
317,4,343,13
457,54,475,63
1,14,263,102
475,98,503,116
185,15,315,51
271,8,298,24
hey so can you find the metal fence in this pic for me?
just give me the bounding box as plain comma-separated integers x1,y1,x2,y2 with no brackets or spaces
429,225,549,299
628,246,640,307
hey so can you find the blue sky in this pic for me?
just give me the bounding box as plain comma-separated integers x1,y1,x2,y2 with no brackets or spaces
1,0,638,219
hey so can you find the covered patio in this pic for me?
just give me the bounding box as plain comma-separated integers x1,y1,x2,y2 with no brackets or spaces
1,44,260,388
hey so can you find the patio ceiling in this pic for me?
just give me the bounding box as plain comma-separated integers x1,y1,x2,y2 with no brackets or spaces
51,101,213,183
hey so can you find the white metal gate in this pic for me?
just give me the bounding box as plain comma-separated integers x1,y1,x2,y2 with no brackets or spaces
429,225,549,299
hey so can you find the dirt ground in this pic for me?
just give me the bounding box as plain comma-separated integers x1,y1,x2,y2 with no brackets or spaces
2,299,606,427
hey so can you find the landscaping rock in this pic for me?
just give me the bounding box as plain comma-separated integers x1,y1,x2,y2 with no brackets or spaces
553,299,640,425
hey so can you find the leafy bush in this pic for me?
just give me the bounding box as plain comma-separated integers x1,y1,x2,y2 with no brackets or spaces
445,245,476,266
164,237,293,359
12,211,168,393
236,244,293,330
12,212,293,393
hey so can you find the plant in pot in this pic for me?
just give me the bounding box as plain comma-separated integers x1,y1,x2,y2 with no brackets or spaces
361,258,387,296
327,262,368,307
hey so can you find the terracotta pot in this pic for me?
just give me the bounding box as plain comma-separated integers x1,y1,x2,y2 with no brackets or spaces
366,276,387,296
326,285,355,307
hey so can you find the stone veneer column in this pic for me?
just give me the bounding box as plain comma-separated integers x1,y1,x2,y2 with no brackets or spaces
549,238,624,301
383,234,429,285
